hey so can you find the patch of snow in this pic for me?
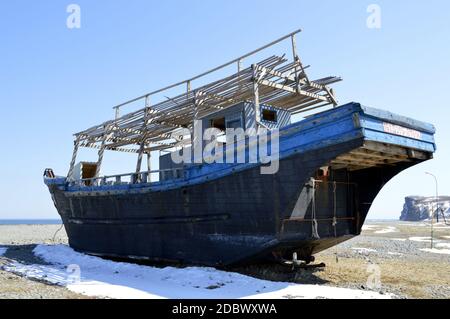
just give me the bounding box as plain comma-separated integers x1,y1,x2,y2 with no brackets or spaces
398,223,427,227
351,247,377,253
420,248,450,255
362,225,398,234
435,222,450,227
442,236,450,240
409,237,433,242
387,252,403,256
0,247,7,256
244,285,390,299
3,245,392,299
436,243,450,249
374,226,397,234
408,237,444,244
390,238,407,242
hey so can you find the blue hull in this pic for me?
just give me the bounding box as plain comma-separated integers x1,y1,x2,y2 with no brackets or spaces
45,103,436,266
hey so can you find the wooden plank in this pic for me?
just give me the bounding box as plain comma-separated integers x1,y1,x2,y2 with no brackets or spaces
330,159,377,167
363,141,429,160
253,68,261,126
335,155,386,166
259,79,329,102
349,149,408,160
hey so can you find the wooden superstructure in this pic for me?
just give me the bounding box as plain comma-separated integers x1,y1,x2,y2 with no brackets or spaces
68,29,341,180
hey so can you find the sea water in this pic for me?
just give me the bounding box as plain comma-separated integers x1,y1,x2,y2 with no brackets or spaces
0,219,62,225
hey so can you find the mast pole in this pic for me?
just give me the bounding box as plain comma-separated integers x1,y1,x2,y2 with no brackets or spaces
135,142,145,177
146,152,152,182
192,90,202,164
95,125,112,180
67,136,81,181
291,33,310,87
252,65,261,130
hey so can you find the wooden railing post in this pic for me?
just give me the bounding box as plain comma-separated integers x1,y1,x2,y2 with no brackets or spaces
252,66,261,129
147,153,151,182
67,136,81,181
136,102,151,177
95,125,113,179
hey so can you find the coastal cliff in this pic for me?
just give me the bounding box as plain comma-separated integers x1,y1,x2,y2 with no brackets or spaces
400,196,450,221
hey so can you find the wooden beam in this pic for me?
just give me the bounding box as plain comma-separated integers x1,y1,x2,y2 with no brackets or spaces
350,149,408,161
259,79,329,102
363,141,406,156
146,152,152,182
95,126,114,178
253,67,261,127
334,155,389,166
67,137,81,180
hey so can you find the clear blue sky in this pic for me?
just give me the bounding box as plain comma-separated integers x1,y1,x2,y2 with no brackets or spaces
0,1,449,219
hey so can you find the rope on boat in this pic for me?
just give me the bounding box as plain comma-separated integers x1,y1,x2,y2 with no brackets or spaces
333,181,339,263
52,223,64,243
311,179,320,239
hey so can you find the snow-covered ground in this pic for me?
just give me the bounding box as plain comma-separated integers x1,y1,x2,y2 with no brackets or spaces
351,247,377,253
362,224,398,234
1,245,392,299
374,226,398,234
361,225,376,231
387,252,403,256
409,236,436,242
420,248,450,255
420,243,450,255
398,223,428,227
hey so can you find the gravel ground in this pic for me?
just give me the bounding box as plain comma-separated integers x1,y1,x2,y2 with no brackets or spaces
0,225,89,299
0,221,449,299
235,221,450,299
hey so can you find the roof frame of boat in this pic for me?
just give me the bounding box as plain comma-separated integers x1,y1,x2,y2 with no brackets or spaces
67,29,341,179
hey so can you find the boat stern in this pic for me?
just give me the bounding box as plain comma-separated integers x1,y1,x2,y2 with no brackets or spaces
273,102,436,262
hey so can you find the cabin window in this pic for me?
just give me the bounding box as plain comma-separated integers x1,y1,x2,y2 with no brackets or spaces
262,109,277,123
210,117,226,131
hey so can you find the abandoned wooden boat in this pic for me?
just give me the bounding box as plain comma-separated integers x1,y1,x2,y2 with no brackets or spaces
44,30,436,266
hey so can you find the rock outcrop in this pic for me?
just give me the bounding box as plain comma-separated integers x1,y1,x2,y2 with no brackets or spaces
400,196,450,221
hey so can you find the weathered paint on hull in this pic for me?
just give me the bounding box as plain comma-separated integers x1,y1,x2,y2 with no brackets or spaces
48,139,418,266
45,103,436,266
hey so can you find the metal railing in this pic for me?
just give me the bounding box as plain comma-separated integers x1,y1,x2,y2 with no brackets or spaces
112,29,303,117
68,167,185,187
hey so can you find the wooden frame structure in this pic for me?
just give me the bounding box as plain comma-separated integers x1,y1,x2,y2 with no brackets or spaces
68,29,341,179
